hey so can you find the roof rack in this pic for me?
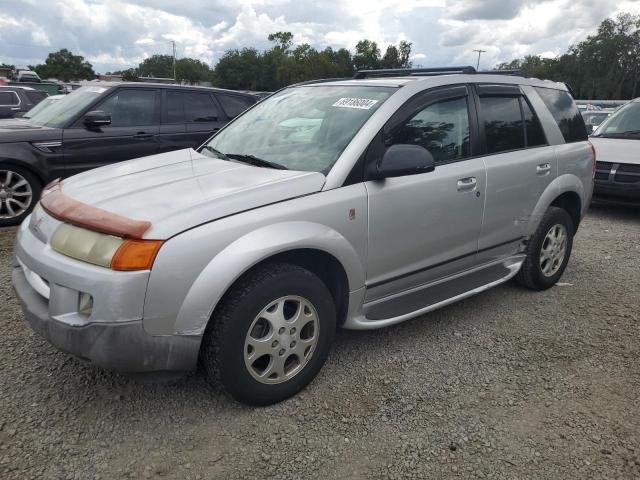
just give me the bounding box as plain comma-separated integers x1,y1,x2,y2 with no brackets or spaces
353,67,525,79
354,66,477,79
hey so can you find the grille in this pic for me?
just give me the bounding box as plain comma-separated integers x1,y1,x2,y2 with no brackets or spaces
596,161,613,171
615,163,640,184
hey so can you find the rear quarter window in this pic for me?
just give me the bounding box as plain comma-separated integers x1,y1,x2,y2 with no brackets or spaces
534,87,587,143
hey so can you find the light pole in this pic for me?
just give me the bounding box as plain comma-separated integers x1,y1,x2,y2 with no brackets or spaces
473,49,486,71
171,40,176,82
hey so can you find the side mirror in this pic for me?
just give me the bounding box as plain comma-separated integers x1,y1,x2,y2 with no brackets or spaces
83,110,111,128
374,144,435,180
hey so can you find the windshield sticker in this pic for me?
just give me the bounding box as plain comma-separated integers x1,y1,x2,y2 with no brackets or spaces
332,98,379,110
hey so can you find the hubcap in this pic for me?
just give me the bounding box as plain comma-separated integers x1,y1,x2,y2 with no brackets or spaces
0,170,32,219
244,295,319,385
539,224,568,277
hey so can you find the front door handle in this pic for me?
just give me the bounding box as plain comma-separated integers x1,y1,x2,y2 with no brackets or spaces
536,163,551,174
457,176,477,191
133,133,154,140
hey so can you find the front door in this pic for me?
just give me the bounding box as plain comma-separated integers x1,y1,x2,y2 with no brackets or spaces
60,87,160,178
365,86,486,302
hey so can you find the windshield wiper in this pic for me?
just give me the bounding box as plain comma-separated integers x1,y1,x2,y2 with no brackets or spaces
225,153,288,170
200,145,230,160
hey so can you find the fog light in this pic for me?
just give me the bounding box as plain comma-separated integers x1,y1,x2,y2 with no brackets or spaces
78,292,93,316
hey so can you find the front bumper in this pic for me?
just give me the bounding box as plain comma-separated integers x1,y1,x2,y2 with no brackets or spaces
12,215,201,373
594,161,640,205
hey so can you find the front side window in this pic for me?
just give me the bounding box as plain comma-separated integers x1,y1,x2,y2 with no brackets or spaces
205,85,395,173
184,92,219,122
97,89,156,127
534,87,587,143
593,101,640,138
480,96,525,154
386,96,471,164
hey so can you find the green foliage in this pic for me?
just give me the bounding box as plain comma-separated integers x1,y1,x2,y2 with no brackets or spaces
137,54,174,78
496,13,640,99
34,49,95,82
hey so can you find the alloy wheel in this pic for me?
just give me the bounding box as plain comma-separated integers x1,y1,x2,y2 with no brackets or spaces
539,224,568,277
0,170,33,220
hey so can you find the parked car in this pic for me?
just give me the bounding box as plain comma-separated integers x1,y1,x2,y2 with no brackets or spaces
0,86,48,119
590,98,640,205
582,109,613,134
11,68,593,405
0,82,258,225
16,69,41,83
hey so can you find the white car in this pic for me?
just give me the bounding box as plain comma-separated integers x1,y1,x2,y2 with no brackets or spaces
590,99,640,206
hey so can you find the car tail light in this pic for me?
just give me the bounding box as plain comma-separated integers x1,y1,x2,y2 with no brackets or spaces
588,141,596,179
111,239,164,271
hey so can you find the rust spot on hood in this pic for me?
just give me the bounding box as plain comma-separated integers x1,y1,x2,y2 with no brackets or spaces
40,180,151,239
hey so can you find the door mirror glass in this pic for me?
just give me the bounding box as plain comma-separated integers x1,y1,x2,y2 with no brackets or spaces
83,110,111,128
375,144,435,179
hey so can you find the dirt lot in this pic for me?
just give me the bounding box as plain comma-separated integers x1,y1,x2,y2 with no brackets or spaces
0,205,639,480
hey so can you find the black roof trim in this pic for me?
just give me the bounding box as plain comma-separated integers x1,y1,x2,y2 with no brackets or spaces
353,67,524,79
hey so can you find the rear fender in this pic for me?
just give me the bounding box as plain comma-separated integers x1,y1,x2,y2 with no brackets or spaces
526,173,585,236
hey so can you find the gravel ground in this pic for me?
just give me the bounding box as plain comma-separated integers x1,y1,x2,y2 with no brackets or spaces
1,205,639,480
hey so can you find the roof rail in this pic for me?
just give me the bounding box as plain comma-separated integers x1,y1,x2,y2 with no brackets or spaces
354,66,477,79
477,69,523,76
293,77,352,86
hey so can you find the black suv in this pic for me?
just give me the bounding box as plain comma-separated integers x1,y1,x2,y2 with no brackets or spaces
0,83,257,225
0,86,49,119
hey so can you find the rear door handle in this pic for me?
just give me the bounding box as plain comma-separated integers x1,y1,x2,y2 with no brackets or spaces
536,163,551,174
457,176,477,191
133,133,154,140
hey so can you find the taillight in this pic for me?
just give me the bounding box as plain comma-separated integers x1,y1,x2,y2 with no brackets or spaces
588,141,596,179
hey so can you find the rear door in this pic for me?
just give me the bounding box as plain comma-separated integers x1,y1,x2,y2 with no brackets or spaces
216,93,256,120
474,84,555,259
183,91,227,147
62,87,161,175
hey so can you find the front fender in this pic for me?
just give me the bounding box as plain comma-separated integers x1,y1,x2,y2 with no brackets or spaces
526,173,586,236
172,221,365,335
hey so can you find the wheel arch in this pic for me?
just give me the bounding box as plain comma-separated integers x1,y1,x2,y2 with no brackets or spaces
171,221,364,336
526,174,586,237
0,158,47,186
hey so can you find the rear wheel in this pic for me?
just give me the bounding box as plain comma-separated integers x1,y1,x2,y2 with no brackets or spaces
200,262,336,405
516,206,574,290
0,165,41,227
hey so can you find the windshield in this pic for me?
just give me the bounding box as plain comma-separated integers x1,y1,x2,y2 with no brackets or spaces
24,96,60,119
28,86,110,128
203,85,396,173
593,102,639,136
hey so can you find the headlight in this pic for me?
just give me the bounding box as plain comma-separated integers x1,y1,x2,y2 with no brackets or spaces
50,223,164,271
51,223,124,268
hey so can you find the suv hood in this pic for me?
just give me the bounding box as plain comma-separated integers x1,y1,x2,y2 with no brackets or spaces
57,149,326,239
0,119,61,143
590,137,640,165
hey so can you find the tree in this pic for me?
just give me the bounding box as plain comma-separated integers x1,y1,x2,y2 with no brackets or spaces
353,40,381,70
268,32,294,52
137,54,174,78
176,58,212,84
34,49,95,81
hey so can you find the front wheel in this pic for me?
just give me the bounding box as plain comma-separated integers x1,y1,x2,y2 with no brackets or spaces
200,262,336,405
0,166,41,227
516,206,574,290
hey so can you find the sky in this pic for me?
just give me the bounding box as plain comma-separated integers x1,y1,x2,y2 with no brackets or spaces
1,0,640,74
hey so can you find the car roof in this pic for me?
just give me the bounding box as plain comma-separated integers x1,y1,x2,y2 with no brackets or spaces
298,74,568,91
86,81,258,98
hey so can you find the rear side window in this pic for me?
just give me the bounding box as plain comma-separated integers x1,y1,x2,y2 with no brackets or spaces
534,87,587,143
24,90,47,104
0,91,19,106
480,96,524,153
217,94,253,118
184,92,219,122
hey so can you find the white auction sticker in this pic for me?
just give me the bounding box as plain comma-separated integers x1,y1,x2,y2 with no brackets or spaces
332,98,379,110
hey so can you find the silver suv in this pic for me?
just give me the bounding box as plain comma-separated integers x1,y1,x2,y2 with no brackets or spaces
12,67,594,405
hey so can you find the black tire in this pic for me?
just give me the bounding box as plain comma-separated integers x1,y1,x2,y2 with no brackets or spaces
201,262,336,406
516,206,574,290
0,165,41,227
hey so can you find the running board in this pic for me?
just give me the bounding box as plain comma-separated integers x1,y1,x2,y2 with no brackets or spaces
344,257,524,330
